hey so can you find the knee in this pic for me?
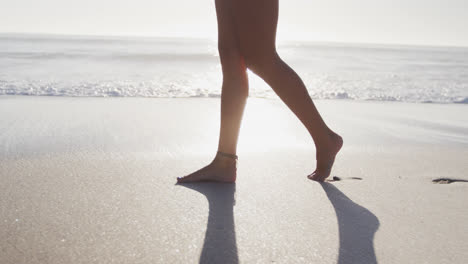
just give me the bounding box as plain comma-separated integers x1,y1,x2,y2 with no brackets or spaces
218,45,249,98
243,51,279,78
218,42,242,61
218,42,247,71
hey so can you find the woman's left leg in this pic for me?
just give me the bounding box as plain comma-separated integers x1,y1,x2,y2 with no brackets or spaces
177,0,248,183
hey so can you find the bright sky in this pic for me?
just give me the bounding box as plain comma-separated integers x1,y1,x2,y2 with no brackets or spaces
1,0,467,46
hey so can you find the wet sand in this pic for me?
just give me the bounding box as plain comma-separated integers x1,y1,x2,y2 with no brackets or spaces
1,96,468,263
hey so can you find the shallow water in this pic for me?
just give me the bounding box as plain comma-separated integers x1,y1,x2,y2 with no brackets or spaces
1,33,467,103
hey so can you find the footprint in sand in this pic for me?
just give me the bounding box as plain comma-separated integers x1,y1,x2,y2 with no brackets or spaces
432,178,468,184
327,176,363,182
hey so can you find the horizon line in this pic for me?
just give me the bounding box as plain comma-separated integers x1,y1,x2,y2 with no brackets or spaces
1,31,467,49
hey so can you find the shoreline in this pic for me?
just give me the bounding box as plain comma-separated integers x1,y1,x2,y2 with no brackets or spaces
2,94,468,105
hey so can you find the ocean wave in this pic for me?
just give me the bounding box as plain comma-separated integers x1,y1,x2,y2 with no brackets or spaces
1,80,467,104
1,34,467,105
454,97,468,104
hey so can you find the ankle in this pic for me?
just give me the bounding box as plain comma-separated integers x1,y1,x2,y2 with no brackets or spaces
217,151,238,160
213,151,238,168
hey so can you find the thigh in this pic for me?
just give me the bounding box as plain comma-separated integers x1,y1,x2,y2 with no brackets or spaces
231,0,279,60
215,0,242,59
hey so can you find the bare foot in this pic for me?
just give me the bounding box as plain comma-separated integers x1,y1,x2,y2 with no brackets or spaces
308,131,343,182
177,152,237,183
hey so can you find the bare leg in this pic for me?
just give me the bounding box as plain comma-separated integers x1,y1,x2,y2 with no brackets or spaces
231,0,343,182
178,0,248,183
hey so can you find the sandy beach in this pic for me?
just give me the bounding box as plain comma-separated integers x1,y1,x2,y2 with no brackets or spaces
1,96,467,263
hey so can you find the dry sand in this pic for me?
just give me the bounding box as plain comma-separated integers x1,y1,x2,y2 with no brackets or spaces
1,96,467,263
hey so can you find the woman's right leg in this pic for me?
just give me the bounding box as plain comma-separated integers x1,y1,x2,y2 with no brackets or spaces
230,0,342,182
177,0,248,183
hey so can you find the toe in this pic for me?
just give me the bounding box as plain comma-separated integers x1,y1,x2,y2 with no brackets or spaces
177,175,194,183
307,170,317,179
176,176,186,183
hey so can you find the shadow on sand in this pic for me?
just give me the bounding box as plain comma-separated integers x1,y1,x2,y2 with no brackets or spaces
321,183,380,264
176,182,378,264
177,183,238,264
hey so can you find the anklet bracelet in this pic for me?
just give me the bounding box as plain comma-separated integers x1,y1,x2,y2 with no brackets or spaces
217,151,238,160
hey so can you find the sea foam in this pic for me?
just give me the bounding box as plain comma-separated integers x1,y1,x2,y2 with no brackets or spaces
1,34,467,104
